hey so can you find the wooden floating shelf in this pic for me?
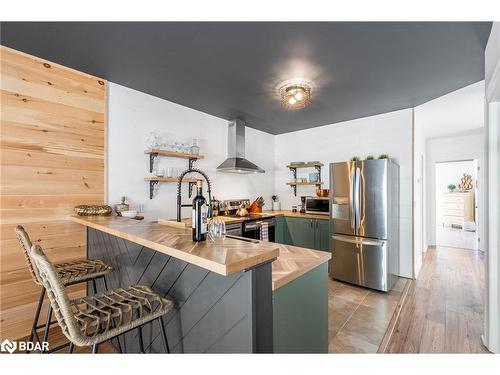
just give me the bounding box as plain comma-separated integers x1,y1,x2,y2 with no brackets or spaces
145,149,204,160
287,182,323,186
286,162,324,169
145,176,198,183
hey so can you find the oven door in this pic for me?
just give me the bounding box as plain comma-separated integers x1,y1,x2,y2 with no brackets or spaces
243,219,276,242
225,223,242,237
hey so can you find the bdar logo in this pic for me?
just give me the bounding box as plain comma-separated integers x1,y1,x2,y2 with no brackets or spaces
1,339,17,353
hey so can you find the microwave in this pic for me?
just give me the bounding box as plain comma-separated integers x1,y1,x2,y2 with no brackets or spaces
305,197,330,215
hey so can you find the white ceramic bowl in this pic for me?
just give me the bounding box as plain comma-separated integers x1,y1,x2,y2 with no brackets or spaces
121,210,138,218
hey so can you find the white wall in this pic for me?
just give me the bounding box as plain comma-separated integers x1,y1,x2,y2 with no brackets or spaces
107,82,275,221
416,81,485,138
274,109,414,278
435,160,476,225
425,131,485,247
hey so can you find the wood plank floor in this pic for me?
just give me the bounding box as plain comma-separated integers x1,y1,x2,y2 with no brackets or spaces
386,246,490,353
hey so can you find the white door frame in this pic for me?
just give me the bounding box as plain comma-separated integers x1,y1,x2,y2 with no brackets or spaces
484,22,500,354
433,159,479,250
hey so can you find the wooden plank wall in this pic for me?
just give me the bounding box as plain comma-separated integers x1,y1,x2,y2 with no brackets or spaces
0,46,107,340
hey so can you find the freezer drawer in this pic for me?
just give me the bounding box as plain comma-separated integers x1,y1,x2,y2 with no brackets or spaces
330,234,392,292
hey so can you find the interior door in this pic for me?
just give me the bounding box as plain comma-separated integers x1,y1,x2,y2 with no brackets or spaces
356,160,388,240
330,234,389,291
330,162,356,236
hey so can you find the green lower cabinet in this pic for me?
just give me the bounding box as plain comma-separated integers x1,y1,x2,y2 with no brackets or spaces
278,217,330,251
315,219,330,251
273,263,329,353
285,217,315,248
275,216,286,244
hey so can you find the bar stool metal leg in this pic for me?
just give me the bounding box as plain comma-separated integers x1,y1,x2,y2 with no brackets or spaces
91,344,99,354
111,317,123,353
102,275,108,291
92,279,98,294
41,305,53,354
159,316,170,353
27,288,45,353
68,342,74,354
138,325,145,353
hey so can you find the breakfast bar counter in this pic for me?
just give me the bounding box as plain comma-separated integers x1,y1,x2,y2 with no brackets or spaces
71,215,330,353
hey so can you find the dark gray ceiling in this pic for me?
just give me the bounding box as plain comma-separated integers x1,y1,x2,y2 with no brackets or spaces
0,22,492,134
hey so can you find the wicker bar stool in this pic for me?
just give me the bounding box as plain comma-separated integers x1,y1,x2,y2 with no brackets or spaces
30,244,174,354
15,225,113,353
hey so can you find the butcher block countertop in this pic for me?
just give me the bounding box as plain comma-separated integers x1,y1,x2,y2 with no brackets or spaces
71,215,330,290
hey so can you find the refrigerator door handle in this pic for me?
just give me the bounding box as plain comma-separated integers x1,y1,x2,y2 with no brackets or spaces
332,234,385,247
349,167,356,229
354,166,361,230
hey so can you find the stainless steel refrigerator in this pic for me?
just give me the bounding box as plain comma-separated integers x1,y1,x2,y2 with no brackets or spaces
329,159,399,292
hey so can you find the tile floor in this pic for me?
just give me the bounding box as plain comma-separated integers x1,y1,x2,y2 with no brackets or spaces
328,277,409,353
436,225,478,250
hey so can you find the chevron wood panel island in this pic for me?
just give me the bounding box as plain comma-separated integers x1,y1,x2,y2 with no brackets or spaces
72,215,330,353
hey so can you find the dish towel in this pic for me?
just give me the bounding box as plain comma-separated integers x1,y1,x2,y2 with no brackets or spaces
260,222,269,242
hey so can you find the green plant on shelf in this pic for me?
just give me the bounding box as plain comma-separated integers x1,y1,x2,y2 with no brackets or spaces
350,156,360,161
447,184,456,192
378,154,389,159
365,155,374,160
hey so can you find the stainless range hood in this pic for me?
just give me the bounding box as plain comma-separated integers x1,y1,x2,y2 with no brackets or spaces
216,119,265,174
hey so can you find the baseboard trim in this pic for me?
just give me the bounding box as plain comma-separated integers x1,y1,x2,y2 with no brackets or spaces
377,278,413,353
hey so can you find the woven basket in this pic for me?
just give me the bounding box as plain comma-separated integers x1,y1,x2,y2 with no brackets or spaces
74,205,112,216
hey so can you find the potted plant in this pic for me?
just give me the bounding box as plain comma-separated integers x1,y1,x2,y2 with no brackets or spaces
350,156,360,161
378,154,389,159
365,155,374,160
447,184,456,192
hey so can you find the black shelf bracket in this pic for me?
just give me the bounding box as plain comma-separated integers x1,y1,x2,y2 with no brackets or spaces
315,165,322,186
188,158,197,170
288,167,298,196
149,180,159,200
149,153,159,173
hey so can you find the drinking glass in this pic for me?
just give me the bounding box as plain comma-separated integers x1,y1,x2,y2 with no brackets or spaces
208,217,226,241
161,133,174,151
191,138,200,155
166,166,173,178
154,167,165,177
174,141,182,153
145,131,159,149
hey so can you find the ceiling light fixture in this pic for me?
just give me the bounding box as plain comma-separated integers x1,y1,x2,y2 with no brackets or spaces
279,81,311,110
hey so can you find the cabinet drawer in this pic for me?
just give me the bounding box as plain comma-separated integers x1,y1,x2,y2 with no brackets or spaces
443,203,464,211
443,208,464,217
442,195,466,203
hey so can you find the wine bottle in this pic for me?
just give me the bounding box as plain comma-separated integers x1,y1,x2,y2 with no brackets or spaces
192,180,207,241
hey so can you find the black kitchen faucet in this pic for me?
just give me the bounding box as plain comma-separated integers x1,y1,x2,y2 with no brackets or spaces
176,168,213,222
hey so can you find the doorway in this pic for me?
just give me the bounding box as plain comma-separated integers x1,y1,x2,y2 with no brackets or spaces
435,159,479,250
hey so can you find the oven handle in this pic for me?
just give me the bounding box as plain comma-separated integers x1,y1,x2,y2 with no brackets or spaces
244,219,276,231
